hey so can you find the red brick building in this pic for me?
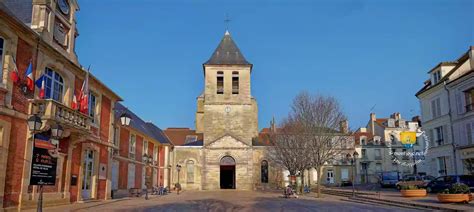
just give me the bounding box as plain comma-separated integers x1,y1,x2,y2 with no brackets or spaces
111,103,171,198
0,0,172,210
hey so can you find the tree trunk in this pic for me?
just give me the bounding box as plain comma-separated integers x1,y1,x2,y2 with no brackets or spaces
316,166,324,198
300,170,305,194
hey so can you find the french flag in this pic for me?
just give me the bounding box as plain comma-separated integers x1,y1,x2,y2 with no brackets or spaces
25,62,34,91
35,75,46,99
79,68,89,114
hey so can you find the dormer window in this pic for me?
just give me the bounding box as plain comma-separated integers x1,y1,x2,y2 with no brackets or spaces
433,70,442,84
360,136,367,145
464,88,474,112
217,71,224,94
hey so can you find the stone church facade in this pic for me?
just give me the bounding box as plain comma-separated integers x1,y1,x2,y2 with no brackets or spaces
166,31,281,190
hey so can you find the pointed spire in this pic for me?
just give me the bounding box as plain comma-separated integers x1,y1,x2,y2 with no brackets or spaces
204,31,251,66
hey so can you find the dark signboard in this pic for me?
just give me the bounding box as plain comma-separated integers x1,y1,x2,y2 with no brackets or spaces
30,135,57,186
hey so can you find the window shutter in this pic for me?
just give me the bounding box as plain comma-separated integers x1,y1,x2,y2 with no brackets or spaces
436,99,442,117
429,129,435,147
431,100,437,118
456,93,464,114
443,125,449,144
467,123,473,145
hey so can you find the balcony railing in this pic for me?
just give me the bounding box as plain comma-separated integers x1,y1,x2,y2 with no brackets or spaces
29,99,92,131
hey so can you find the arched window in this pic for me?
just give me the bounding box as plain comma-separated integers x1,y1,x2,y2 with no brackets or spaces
217,71,224,94
0,37,4,80
261,160,268,183
360,136,367,145
232,71,239,94
44,68,64,102
186,160,194,183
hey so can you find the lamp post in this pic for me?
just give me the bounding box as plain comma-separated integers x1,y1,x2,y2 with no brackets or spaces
176,164,181,195
28,115,43,212
143,153,152,200
120,112,132,126
346,151,359,198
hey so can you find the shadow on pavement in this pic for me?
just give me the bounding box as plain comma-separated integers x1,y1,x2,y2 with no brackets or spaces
118,199,244,212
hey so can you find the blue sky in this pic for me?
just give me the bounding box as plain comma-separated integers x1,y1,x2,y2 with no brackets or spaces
75,0,473,130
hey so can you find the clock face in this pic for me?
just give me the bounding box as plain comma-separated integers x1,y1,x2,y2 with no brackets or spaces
58,0,70,15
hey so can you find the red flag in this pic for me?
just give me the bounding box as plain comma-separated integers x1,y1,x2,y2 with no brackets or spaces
72,93,78,110
79,67,90,114
9,57,19,84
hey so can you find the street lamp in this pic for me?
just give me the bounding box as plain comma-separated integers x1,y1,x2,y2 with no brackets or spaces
50,123,64,139
120,112,132,126
27,114,43,132
27,115,43,212
346,151,359,198
176,164,182,195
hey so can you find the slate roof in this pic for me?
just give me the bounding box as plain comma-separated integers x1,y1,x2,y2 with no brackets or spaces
114,103,170,144
3,0,33,25
204,31,251,66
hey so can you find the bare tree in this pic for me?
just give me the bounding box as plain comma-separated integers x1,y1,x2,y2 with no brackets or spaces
269,91,350,197
266,118,312,189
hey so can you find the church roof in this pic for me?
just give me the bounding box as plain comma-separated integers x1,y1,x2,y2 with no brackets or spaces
204,31,251,66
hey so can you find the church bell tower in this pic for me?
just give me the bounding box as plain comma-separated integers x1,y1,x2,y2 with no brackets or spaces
195,31,258,146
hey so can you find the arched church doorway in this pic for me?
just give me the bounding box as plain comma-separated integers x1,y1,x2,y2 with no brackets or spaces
220,156,235,189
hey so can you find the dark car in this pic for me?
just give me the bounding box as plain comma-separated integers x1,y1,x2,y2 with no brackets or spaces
380,171,400,188
426,175,474,193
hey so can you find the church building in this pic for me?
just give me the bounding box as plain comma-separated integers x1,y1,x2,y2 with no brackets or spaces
165,31,280,190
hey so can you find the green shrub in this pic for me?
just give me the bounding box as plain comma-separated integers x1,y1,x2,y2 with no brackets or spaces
400,185,421,190
440,183,470,194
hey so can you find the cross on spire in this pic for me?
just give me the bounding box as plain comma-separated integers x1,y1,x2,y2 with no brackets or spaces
224,13,231,31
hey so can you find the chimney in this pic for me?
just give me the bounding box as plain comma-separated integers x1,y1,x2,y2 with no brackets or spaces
340,120,349,134
370,113,376,134
270,116,276,132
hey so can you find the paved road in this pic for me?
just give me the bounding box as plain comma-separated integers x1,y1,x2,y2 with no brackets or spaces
38,191,420,212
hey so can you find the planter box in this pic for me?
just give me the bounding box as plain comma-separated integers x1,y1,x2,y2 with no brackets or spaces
400,189,427,197
437,193,472,203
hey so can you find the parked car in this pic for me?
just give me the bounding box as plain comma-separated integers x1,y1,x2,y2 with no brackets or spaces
396,175,435,190
426,175,474,193
380,171,400,188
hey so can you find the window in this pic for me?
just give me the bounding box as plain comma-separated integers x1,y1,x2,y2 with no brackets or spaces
153,146,158,161
434,126,444,146
375,149,381,160
433,70,441,84
89,93,97,122
232,71,239,94
143,140,148,155
431,98,442,118
374,137,380,145
464,88,474,112
217,71,224,94
113,126,119,147
390,134,396,145
186,160,194,183
361,149,367,158
261,160,269,183
129,134,136,159
437,157,447,176
0,37,4,80
360,137,367,145
44,68,64,102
